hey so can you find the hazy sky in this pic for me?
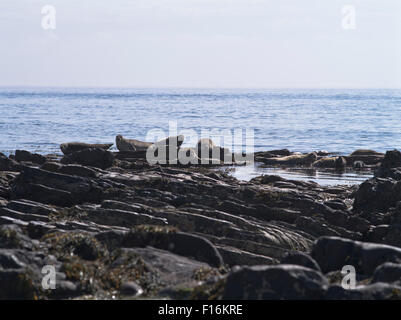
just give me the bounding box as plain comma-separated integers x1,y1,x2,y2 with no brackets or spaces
0,0,400,88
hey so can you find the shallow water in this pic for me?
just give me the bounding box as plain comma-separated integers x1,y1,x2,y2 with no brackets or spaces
225,164,373,186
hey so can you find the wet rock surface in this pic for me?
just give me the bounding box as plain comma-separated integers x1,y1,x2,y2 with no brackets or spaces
1,146,401,299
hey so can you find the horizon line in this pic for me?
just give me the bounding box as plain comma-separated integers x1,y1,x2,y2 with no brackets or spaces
0,85,400,90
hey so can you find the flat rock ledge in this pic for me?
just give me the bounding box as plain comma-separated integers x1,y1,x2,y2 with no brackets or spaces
1,148,401,299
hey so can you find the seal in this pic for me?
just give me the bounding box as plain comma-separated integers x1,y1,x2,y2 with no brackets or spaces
116,135,185,152
153,135,185,149
346,149,384,165
195,138,232,162
177,147,200,165
60,142,113,155
115,135,153,152
261,152,318,166
312,156,347,169
146,135,186,164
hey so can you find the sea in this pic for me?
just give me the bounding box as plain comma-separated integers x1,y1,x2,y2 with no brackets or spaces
1,87,400,185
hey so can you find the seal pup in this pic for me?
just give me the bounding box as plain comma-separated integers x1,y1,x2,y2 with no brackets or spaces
60,142,113,155
116,135,153,152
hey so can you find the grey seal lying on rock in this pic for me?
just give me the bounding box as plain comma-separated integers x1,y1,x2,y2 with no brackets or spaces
116,134,185,152
195,138,232,162
312,156,347,169
261,152,318,166
60,142,113,155
116,135,153,152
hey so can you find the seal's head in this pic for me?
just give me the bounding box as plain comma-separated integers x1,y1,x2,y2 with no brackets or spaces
60,143,68,154
305,152,318,164
116,135,123,143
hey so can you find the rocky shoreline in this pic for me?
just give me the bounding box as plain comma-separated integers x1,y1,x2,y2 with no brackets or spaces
1,141,401,300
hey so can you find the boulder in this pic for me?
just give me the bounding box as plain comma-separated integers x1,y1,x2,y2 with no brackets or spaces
380,150,401,169
58,164,97,178
61,148,114,169
11,166,104,206
0,153,20,172
14,150,46,165
60,142,113,155
312,236,401,275
122,228,224,268
119,281,143,297
222,264,328,299
372,262,401,283
40,162,62,172
353,177,401,211
325,283,401,300
281,251,321,272
375,150,401,180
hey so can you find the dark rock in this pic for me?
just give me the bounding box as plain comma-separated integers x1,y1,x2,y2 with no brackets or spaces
40,162,62,172
7,199,57,216
281,251,321,272
0,224,32,249
11,166,105,206
12,183,74,207
60,142,113,155
381,150,401,169
15,150,46,165
50,280,80,299
366,225,389,243
353,177,401,211
0,153,20,172
324,200,348,211
372,262,401,283
0,269,37,299
61,148,114,169
119,281,143,297
26,222,56,239
0,249,27,269
325,283,401,300
217,245,276,267
84,207,167,228
312,236,401,275
222,265,328,299
58,165,98,178
122,228,224,268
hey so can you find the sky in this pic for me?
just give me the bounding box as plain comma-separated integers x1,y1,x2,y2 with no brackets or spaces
0,0,400,88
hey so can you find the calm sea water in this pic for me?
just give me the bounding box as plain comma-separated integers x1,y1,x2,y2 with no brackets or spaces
1,87,400,156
